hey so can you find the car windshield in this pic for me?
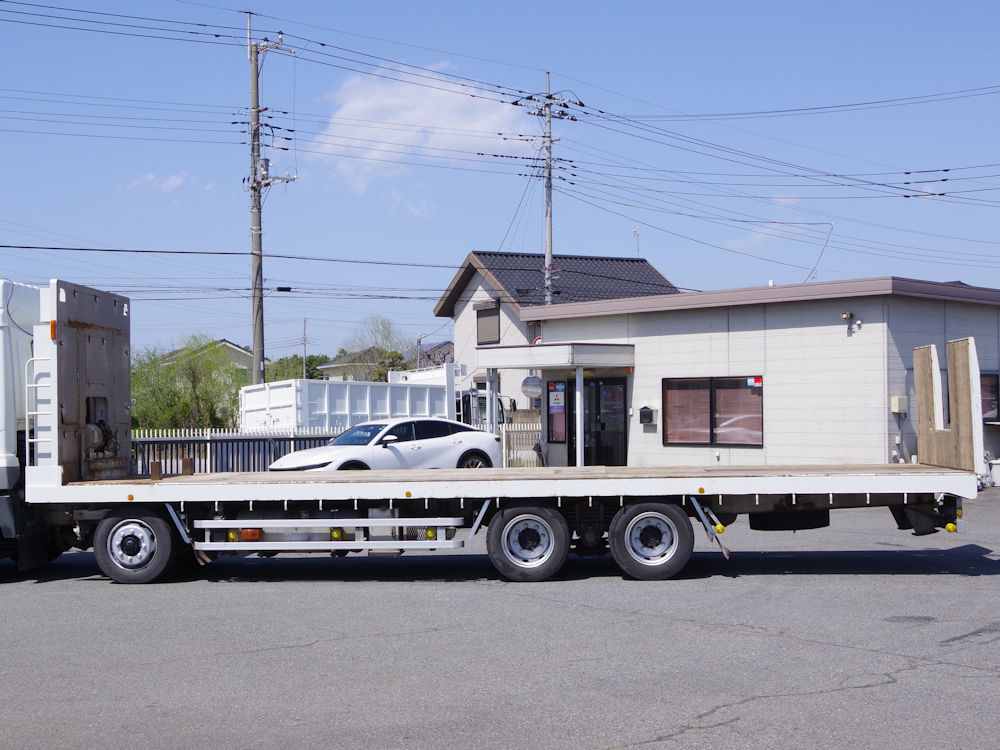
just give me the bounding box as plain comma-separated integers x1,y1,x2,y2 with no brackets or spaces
329,423,387,446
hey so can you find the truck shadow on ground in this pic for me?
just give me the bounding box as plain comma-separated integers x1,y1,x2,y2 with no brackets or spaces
2,543,997,584
681,543,1000,579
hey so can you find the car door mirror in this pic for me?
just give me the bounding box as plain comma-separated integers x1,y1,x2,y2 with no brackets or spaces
380,434,399,448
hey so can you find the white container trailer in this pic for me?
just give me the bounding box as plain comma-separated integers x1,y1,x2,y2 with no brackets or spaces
1,280,981,585
239,376,456,431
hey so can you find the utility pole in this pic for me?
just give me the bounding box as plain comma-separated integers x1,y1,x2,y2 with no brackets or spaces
529,73,574,305
248,13,295,384
302,317,307,379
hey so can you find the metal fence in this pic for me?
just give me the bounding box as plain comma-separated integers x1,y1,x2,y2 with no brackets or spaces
501,422,543,468
131,423,544,476
131,428,339,475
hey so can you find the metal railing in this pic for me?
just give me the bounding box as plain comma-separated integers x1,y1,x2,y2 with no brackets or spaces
131,423,545,476
500,422,543,468
131,428,338,476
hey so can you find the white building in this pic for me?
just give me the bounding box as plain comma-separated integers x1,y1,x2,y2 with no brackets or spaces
436,256,1000,468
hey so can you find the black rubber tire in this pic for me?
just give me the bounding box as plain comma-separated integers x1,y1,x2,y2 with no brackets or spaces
94,508,175,584
608,503,693,580
486,505,569,582
457,451,492,469
337,462,370,470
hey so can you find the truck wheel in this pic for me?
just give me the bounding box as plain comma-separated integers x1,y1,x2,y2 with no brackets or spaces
94,508,174,584
609,503,693,580
457,451,491,469
487,506,569,582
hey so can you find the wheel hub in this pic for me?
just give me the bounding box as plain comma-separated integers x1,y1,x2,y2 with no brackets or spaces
120,535,142,557
502,516,553,567
638,525,663,549
517,528,541,551
625,513,677,564
108,520,157,570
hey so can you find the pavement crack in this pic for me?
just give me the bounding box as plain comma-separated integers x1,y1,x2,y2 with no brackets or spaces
601,658,985,749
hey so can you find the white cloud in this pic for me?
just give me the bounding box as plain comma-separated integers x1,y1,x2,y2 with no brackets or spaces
314,68,532,193
127,173,156,190
126,172,189,192
390,188,433,220
159,173,187,192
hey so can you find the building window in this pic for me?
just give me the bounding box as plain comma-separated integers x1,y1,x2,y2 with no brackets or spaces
662,376,763,446
982,373,999,419
476,305,500,345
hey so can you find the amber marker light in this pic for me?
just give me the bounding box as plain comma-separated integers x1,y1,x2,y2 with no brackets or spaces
241,528,262,541
226,530,238,541
425,528,437,540
330,528,343,540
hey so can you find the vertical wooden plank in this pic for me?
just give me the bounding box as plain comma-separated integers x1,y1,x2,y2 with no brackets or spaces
914,338,984,473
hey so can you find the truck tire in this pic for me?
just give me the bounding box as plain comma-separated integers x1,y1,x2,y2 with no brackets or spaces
94,508,174,584
608,503,693,580
457,451,491,469
486,505,569,582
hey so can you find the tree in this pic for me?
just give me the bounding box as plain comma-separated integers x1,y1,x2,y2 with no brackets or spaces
131,334,249,428
373,350,407,382
334,316,413,381
265,353,329,381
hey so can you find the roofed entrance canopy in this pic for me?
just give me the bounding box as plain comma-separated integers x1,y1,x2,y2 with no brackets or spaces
477,343,635,466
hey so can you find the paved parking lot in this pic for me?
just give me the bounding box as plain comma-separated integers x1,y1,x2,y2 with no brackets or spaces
3,492,999,749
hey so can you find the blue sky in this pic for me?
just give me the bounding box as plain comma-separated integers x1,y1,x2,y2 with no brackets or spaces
3,1,1000,360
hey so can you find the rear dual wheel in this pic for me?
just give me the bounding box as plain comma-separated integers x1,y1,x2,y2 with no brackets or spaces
609,503,693,580
486,506,569,582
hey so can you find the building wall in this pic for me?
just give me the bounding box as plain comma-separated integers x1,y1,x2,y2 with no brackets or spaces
453,278,1000,467
542,297,892,466
887,298,1000,461
451,272,533,410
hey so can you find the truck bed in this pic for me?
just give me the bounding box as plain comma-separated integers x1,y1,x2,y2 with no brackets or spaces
31,462,977,507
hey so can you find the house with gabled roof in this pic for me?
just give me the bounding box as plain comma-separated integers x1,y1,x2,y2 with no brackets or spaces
161,338,255,374
434,251,678,419
436,255,1000,471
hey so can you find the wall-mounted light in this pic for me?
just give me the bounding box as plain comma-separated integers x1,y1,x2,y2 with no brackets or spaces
841,311,853,320
842,311,862,333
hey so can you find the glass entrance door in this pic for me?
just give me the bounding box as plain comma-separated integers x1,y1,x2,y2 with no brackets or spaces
568,377,628,466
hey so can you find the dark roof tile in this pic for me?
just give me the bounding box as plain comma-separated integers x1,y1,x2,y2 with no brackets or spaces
435,251,678,317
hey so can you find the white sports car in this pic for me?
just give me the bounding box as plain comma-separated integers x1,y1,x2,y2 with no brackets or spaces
269,417,503,471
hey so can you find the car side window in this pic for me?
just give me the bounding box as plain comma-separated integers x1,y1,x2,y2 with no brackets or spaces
448,423,475,434
415,420,452,440
384,422,415,443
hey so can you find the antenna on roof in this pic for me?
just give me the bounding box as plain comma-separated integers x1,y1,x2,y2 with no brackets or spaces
633,228,641,258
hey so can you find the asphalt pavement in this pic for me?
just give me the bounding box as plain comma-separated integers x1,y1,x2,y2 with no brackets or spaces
2,491,999,749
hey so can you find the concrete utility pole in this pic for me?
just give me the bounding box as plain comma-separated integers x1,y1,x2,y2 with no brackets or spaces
302,317,307,379
529,73,574,305
248,13,295,384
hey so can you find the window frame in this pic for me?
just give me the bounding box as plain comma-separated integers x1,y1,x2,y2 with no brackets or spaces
476,305,500,345
662,376,764,448
981,372,999,420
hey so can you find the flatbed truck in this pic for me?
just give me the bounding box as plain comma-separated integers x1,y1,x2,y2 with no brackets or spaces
1,280,980,583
